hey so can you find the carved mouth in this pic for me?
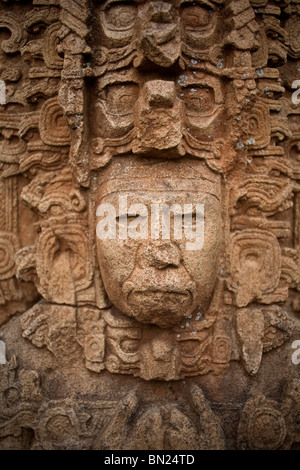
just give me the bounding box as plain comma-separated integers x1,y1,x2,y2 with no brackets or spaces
122,272,197,325
127,288,193,307
126,289,194,327
123,280,196,302
130,289,191,298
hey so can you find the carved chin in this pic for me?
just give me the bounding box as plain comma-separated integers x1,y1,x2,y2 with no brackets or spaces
125,290,193,328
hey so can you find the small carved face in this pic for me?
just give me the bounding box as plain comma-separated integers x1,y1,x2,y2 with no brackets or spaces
90,71,226,163
96,157,222,328
94,0,222,64
88,1,230,167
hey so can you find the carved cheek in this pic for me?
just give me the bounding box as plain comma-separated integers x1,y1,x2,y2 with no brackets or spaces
96,237,137,292
181,198,222,294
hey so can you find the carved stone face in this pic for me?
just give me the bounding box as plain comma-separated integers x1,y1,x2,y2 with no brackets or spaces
88,2,235,190
96,157,222,328
89,1,229,330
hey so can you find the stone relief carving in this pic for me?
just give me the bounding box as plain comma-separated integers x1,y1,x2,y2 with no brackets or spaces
238,379,300,450
0,0,299,450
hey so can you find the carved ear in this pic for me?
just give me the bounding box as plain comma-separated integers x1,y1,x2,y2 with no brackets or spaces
35,224,93,305
39,97,70,147
244,102,271,149
228,229,281,307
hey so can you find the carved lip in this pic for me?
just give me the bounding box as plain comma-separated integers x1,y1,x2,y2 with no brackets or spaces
131,288,190,297
127,288,194,306
123,278,195,298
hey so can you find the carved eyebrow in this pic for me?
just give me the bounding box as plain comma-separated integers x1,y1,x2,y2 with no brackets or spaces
102,81,139,91
96,69,139,90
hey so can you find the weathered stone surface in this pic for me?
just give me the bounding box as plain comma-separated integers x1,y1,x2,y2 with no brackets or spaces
0,0,299,450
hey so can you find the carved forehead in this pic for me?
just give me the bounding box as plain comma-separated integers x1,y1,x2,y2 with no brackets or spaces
97,156,221,198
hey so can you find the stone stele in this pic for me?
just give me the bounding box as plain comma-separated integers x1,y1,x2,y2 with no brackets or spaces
0,0,299,451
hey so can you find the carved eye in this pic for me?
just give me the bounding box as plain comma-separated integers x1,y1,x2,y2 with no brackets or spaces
24,129,40,143
174,212,198,227
105,83,139,115
120,337,139,353
246,207,261,217
177,339,199,357
28,22,47,35
116,214,141,225
266,30,280,40
181,85,214,113
105,2,137,30
181,4,212,29
27,93,47,105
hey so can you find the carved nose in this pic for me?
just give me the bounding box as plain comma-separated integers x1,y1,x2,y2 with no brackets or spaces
138,241,181,269
134,1,180,68
132,80,184,157
145,80,175,108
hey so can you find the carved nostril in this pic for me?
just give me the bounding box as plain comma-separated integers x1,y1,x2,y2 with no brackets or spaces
144,80,175,108
139,241,181,269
